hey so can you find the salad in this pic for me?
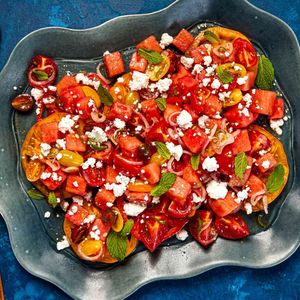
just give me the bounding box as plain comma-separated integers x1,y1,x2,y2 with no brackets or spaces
15,26,289,263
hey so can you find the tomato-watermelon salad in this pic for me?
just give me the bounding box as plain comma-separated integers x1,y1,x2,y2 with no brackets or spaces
16,26,289,263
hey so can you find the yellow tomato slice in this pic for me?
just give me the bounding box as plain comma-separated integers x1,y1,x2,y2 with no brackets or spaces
109,83,127,103
82,85,101,108
111,207,124,232
220,63,247,77
125,91,140,106
127,182,155,192
25,160,45,182
249,125,289,212
222,88,243,107
78,239,103,257
146,55,170,81
150,152,167,165
58,150,84,167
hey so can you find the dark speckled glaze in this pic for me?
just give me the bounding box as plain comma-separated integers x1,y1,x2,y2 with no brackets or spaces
0,0,299,299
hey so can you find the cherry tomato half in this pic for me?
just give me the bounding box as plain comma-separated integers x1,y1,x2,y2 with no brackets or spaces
233,38,258,69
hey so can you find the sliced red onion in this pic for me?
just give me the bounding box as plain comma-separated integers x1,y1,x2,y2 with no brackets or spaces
167,111,180,126
135,111,150,131
77,241,104,262
28,65,56,87
96,63,112,85
250,190,266,206
262,195,269,214
167,157,183,176
45,159,60,172
91,111,106,123
61,166,80,173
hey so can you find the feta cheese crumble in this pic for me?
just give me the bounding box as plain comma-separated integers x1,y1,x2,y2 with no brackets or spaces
206,180,228,199
40,143,51,157
235,188,249,204
176,229,189,241
176,110,193,129
85,127,108,144
104,174,130,197
262,160,270,169
192,64,204,75
159,33,173,49
270,119,284,135
56,236,70,251
129,71,150,91
180,56,194,69
123,203,147,217
237,75,248,85
44,211,51,218
113,118,126,129
58,115,75,134
244,202,253,215
166,142,183,161
202,157,219,172
198,115,209,128
155,78,173,93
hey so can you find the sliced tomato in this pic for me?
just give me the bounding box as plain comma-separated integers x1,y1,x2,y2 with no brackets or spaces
166,176,192,206
215,213,250,239
189,210,218,247
113,152,143,176
162,217,189,241
28,55,57,88
65,175,87,196
182,127,208,154
82,166,106,187
141,99,161,122
231,129,251,155
168,195,192,218
40,122,59,144
108,101,133,122
172,29,195,52
65,203,89,226
141,163,161,185
248,128,271,156
136,35,162,53
118,135,143,158
145,119,170,143
95,189,116,210
250,90,276,116
131,212,169,252
161,49,178,74
224,103,258,128
129,52,148,73
209,192,240,217
214,145,234,176
152,196,170,214
270,98,285,120
103,51,125,78
233,38,258,69
40,167,67,190
66,134,87,152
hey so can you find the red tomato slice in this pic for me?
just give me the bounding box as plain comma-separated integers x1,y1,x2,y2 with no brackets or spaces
145,119,170,143
214,145,234,176
113,152,143,176
215,213,250,239
162,217,189,241
168,195,193,218
248,128,272,156
82,166,106,187
233,38,258,69
189,210,218,247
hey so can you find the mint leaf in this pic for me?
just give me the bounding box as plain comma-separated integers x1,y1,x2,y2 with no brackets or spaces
32,70,49,81
266,164,285,193
97,84,114,106
138,48,163,64
27,188,44,200
234,152,248,180
191,154,200,170
106,230,128,261
150,172,177,197
48,192,58,208
204,30,220,44
255,55,275,90
155,97,167,111
216,65,233,84
155,142,171,160
120,219,134,237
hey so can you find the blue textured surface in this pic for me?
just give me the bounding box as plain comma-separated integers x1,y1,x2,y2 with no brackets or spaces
0,1,300,299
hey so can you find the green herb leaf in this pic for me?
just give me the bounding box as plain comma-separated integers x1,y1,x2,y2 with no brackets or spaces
120,219,134,237
106,230,128,261
155,97,167,111
150,172,177,197
266,164,285,193
27,188,44,200
153,216,167,224
255,55,275,90
138,47,163,64
88,140,107,151
97,84,114,106
234,152,248,180
191,154,200,170
48,192,58,208
216,65,233,84
32,70,49,81
155,142,171,160
204,30,220,44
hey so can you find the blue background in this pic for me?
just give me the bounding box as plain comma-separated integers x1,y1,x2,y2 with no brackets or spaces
0,0,299,299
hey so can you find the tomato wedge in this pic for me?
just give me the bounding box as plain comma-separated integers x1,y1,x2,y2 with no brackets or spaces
233,38,258,69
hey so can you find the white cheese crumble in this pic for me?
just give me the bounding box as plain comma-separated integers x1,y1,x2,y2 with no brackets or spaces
155,78,173,93
237,75,248,85
82,157,97,170
176,229,189,241
192,193,203,203
198,115,209,128
56,236,70,251
56,139,66,150
211,78,221,90
40,143,51,157
73,181,79,188
75,73,100,90
192,64,204,75
235,188,249,204
166,142,183,161
203,55,212,66
113,118,126,129
152,197,160,204
202,77,211,87
104,174,130,197
176,110,193,129
85,127,108,144
206,180,228,199
244,202,253,215
123,203,147,217
262,160,271,169
31,88,44,100
44,211,51,218
129,71,150,91
202,157,219,172
270,119,284,135
159,33,173,49
58,115,75,134
180,56,194,69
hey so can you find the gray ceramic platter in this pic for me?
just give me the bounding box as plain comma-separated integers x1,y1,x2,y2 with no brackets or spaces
0,0,299,299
